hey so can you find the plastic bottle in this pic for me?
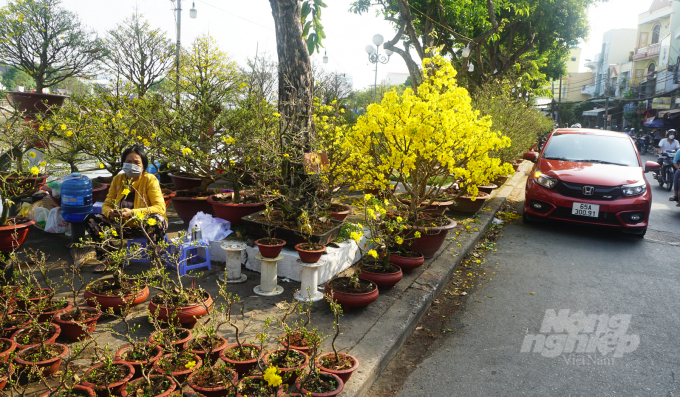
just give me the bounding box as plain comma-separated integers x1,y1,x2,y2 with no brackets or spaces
60,173,93,223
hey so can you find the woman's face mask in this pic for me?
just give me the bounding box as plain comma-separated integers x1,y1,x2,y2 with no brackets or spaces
122,163,143,177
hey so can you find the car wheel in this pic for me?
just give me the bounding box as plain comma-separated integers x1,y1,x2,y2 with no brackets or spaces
522,211,534,224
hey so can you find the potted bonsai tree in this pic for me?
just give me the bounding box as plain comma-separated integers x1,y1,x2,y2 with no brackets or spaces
315,294,359,383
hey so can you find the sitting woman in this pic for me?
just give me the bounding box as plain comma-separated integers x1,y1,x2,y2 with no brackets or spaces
84,145,168,272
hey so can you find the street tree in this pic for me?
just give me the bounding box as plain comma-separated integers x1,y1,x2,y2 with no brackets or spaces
103,12,174,97
0,0,102,92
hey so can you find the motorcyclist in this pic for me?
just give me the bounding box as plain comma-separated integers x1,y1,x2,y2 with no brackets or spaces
670,149,680,205
628,128,636,138
658,129,679,155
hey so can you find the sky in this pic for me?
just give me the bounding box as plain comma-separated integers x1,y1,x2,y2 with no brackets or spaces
0,0,658,88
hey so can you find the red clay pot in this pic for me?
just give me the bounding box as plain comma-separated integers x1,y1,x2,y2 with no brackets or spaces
389,251,425,274
171,193,215,224
91,183,110,203
12,323,61,348
32,299,72,322
115,344,164,380
403,217,457,259
0,362,12,390
148,292,212,328
329,204,351,221
207,195,266,226
255,238,286,259
315,352,360,383
263,348,309,385
0,217,36,253
219,343,263,378
38,385,96,397
121,375,176,397
0,338,17,362
15,343,68,377
187,368,238,397
358,264,403,289
15,287,52,311
278,332,313,355
396,195,453,216
162,189,177,208
53,307,101,341
237,376,285,397
449,192,491,214
295,372,344,397
7,91,68,115
148,328,193,352
84,285,150,311
169,173,202,190
477,184,498,195
153,353,202,384
0,314,30,338
80,362,135,397
184,336,229,364
170,393,207,397
294,243,325,264
324,278,379,312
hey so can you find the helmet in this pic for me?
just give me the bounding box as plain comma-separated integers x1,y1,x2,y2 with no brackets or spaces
570,123,581,128
668,129,676,137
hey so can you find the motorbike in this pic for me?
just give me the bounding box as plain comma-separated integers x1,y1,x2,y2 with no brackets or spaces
653,150,676,191
636,133,653,155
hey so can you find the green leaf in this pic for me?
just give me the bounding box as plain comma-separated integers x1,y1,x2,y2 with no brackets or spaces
302,21,312,38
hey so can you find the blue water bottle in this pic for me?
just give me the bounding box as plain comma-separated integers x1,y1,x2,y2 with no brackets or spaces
61,173,93,223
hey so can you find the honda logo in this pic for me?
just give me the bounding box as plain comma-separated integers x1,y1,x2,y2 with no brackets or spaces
582,186,595,195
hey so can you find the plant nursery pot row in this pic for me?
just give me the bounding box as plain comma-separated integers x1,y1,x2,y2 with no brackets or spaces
0,217,36,253
207,194,266,226
243,209,344,247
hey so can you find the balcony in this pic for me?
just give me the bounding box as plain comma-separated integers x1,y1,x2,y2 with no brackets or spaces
633,43,661,60
581,83,596,97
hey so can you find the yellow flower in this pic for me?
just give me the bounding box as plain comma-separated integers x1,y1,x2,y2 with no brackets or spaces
263,366,282,387
39,161,46,167
367,249,378,258
146,218,157,226
222,136,235,145
283,154,290,158
60,124,66,130
99,163,105,169
414,231,421,238
184,361,197,370
28,152,36,158
395,236,404,245
121,188,130,196
273,112,281,118
65,130,73,137
396,216,403,222
182,147,192,156
350,231,362,242
364,193,372,201
111,230,118,237
30,166,39,176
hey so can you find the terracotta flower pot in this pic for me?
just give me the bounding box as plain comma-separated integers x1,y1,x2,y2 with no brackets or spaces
148,292,212,328
187,368,238,397
148,328,193,352
171,193,215,224
81,362,135,397
53,307,101,341
15,343,68,377
358,264,403,289
294,243,325,264
0,217,36,253
115,344,164,380
278,332,313,355
219,343,263,378
32,299,72,322
184,336,229,364
7,91,68,115
169,173,202,190
39,385,95,397
84,285,150,311
12,323,61,348
324,278,379,312
162,189,177,209
477,184,498,195
237,376,284,397
0,314,30,338
255,238,286,259
315,352,360,383
121,376,176,397
449,192,491,214
403,217,457,259
91,183,110,203
0,362,12,390
0,338,17,362
153,353,202,384
295,372,344,397
207,195,266,226
329,204,351,221
15,287,52,311
389,251,425,274
263,349,309,385
395,194,452,215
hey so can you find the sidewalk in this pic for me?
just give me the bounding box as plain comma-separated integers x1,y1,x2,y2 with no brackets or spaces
16,161,533,395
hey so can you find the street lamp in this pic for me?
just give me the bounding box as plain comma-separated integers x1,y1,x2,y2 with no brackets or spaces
175,0,197,107
323,50,328,64
365,34,391,97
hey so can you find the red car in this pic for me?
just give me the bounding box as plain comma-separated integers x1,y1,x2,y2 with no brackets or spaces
523,128,661,237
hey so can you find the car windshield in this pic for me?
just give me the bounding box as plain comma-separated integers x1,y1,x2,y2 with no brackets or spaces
542,133,639,167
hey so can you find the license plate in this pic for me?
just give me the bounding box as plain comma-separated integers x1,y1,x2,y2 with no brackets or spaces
572,202,599,218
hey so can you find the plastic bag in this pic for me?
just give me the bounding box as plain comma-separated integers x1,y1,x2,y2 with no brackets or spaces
188,212,232,242
32,207,50,230
47,179,63,199
45,207,69,234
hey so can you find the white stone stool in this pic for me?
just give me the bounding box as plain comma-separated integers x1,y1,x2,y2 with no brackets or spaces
253,253,284,296
294,259,325,302
219,241,248,284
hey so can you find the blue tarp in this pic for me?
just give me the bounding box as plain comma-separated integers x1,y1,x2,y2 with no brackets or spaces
644,117,665,128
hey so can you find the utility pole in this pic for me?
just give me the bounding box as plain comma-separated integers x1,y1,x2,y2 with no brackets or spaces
605,97,609,130
551,81,555,122
557,77,563,126
175,0,182,109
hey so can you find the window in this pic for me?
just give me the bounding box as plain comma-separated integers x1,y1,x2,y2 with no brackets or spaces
649,62,656,73
542,134,639,167
571,57,577,62
652,25,661,44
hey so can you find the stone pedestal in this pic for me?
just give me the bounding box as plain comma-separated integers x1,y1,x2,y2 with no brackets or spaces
219,241,248,283
294,259,325,302
253,253,284,296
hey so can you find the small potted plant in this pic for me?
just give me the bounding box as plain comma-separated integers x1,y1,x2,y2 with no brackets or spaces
186,363,238,397
53,261,102,341
315,295,359,382
293,212,325,263
112,300,164,380
80,347,135,396
218,293,262,377
121,375,176,397
324,269,378,312
254,204,286,258
293,330,343,397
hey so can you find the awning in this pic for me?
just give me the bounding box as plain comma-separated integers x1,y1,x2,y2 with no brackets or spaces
658,108,680,117
644,117,664,128
582,108,606,116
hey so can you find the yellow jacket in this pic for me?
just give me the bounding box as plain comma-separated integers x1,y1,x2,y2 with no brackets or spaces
102,173,167,221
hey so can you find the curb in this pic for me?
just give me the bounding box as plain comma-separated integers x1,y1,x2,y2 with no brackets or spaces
343,161,533,397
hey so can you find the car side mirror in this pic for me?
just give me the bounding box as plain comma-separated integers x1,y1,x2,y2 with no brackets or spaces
644,161,661,172
523,151,537,162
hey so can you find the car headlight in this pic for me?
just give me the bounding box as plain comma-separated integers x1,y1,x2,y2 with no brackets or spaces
534,171,557,189
622,182,646,197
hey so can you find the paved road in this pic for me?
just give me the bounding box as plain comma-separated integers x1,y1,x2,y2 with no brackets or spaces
392,164,680,397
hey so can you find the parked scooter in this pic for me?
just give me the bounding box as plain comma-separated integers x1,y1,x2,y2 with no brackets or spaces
653,150,676,191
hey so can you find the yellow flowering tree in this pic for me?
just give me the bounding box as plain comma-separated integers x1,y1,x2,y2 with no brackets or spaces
338,49,513,222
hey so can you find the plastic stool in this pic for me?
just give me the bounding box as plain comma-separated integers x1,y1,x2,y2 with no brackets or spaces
167,240,211,276
126,235,169,265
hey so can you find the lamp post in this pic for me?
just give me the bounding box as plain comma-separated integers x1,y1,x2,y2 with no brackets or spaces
175,0,197,108
365,34,392,97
